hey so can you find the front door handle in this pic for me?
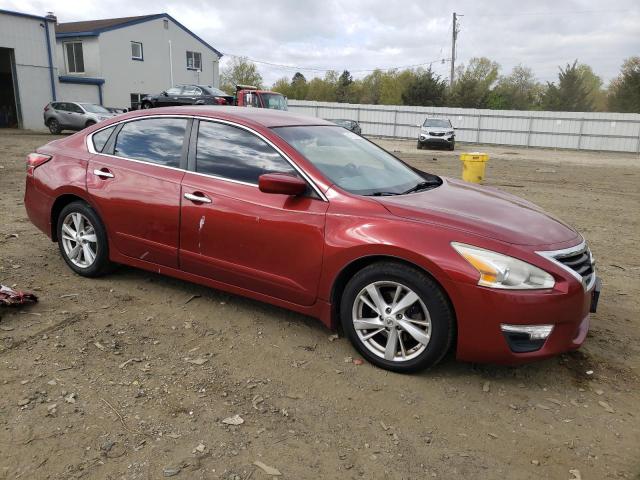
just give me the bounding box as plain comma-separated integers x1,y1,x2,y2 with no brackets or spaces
184,192,212,204
93,169,114,179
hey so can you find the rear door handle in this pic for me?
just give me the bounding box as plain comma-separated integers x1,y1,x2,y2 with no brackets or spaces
93,169,114,179
184,192,212,204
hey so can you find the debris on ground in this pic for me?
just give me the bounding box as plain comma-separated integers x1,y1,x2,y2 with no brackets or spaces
0,284,37,306
222,414,244,425
253,460,282,476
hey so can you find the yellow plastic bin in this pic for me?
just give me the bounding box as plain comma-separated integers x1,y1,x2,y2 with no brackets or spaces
460,152,489,183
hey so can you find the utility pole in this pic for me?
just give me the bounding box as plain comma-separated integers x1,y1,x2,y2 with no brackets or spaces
450,12,459,87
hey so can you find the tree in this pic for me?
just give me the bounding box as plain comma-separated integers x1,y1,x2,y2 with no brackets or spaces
220,57,263,94
487,65,543,110
541,60,593,112
401,67,447,106
608,56,640,113
290,72,309,99
448,57,500,108
336,70,353,103
272,77,293,97
576,64,606,111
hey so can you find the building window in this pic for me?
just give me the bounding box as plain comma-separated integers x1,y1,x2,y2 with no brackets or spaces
131,41,143,61
130,93,148,110
186,51,202,71
65,42,84,73
163,19,169,29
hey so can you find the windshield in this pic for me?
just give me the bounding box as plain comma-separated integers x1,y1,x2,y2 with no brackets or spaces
262,93,288,111
329,119,351,127
273,126,434,196
80,104,110,114
423,119,451,128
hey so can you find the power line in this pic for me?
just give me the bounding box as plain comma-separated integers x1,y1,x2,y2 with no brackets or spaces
220,51,451,75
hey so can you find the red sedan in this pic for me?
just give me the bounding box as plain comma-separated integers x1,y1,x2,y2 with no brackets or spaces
24,107,600,372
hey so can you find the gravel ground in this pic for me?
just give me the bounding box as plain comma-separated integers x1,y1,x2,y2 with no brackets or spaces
1,130,639,480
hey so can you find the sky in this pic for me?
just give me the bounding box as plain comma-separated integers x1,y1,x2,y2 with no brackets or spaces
3,0,639,87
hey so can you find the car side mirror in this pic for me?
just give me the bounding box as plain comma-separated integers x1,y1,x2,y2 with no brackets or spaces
259,173,307,196
161,91,168,96
416,124,422,128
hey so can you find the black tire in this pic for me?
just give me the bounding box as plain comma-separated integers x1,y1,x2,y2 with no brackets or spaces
449,142,455,151
56,201,113,277
417,142,423,150
141,102,153,109
85,120,96,129
340,261,454,373
48,118,62,134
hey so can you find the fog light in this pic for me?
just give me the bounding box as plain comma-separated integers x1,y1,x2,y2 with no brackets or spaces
501,324,553,340
500,324,554,353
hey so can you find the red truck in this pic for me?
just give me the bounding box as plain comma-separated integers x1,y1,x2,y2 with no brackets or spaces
234,85,288,110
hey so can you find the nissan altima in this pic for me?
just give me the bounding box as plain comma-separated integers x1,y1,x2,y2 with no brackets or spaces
24,107,600,372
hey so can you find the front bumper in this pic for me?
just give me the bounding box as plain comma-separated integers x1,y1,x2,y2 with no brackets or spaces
452,275,599,364
418,135,454,145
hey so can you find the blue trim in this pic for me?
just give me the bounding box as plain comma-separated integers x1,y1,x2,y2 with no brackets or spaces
55,13,222,57
0,8,47,21
59,75,105,85
56,31,99,38
44,20,57,101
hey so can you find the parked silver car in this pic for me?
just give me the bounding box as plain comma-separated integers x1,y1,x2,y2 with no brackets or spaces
43,102,117,134
417,118,455,151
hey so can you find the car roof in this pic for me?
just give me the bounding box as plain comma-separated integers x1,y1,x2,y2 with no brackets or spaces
116,106,335,128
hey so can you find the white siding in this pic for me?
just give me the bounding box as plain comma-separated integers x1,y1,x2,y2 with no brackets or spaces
288,100,640,153
97,17,220,108
57,83,100,103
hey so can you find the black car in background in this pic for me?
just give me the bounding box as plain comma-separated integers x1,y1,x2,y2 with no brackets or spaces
140,85,234,109
327,118,362,135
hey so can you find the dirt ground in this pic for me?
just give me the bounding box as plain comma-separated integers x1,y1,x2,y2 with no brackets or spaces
1,130,639,480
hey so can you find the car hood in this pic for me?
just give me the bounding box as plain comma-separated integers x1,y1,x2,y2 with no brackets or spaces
421,126,451,133
375,177,579,246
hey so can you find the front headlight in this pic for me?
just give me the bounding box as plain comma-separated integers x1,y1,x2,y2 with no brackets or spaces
447,130,454,135
451,243,555,290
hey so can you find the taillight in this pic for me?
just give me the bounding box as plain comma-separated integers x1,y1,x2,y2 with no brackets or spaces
26,153,52,176
44,104,50,112
214,97,227,105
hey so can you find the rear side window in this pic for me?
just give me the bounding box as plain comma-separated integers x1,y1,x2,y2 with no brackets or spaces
195,121,296,184
92,126,115,153
51,102,66,111
114,118,187,167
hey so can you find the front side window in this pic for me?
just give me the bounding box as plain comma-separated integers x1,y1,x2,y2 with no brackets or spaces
131,41,143,60
114,118,187,168
182,85,201,96
65,42,84,73
196,121,296,184
166,87,183,95
80,103,110,114
186,51,202,70
274,126,432,196
92,126,116,152
261,93,287,111
67,103,83,114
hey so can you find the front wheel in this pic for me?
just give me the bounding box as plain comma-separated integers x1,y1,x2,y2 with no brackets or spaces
340,262,455,372
416,142,423,150
449,142,455,151
141,102,153,109
57,201,113,277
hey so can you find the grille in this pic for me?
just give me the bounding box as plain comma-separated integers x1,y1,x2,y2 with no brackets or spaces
429,131,445,136
552,244,595,289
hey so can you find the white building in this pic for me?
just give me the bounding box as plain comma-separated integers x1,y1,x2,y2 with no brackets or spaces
0,9,222,130
0,9,57,129
55,14,222,110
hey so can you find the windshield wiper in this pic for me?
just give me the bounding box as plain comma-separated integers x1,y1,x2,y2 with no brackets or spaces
368,191,400,196
401,180,439,195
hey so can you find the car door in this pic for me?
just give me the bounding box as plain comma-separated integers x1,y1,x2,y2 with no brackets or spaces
87,117,190,268
158,87,184,107
66,103,88,129
179,119,328,306
178,85,201,105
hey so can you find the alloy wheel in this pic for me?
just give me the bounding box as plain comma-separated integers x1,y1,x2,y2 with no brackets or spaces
61,212,98,268
351,281,432,362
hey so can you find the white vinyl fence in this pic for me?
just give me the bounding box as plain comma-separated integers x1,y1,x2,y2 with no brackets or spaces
287,100,640,153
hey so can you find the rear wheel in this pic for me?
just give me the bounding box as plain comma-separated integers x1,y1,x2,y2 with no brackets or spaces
48,118,61,134
57,201,112,277
141,102,153,109
340,262,454,372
